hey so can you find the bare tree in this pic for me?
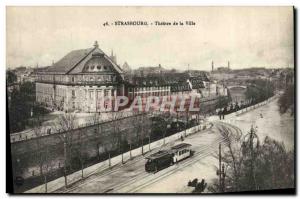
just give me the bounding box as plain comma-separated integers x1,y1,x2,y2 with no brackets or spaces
32,115,55,192
51,112,77,188
126,128,136,159
217,125,244,191
90,112,103,161
108,111,124,161
41,143,55,193
76,128,85,179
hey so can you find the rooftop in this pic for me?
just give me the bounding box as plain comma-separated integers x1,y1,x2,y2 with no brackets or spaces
146,150,172,160
40,41,123,75
171,143,192,150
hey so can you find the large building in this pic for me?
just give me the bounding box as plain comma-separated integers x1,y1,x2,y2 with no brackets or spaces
36,41,125,112
36,41,228,113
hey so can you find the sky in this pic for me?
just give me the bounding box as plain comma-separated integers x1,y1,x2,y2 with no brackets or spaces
6,6,294,70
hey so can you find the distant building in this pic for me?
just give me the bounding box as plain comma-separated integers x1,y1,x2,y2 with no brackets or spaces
135,64,165,76
122,62,132,73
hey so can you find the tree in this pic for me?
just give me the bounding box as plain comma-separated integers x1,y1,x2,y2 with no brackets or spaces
245,79,275,104
90,113,103,160
278,84,294,115
31,114,56,193
108,111,124,158
208,126,294,193
6,70,17,84
52,113,77,187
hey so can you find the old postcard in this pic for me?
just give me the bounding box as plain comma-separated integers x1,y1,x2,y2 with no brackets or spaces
6,6,295,194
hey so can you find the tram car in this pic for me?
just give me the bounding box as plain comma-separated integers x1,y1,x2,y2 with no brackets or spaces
171,143,193,163
145,143,193,173
145,150,173,172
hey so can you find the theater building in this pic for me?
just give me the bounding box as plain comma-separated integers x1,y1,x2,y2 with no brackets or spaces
35,41,125,112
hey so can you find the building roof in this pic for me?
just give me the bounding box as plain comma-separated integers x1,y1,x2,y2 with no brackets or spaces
41,41,123,75
124,72,206,91
46,48,95,73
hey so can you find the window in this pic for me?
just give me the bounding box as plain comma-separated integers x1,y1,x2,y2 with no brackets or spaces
97,65,101,70
104,90,110,96
89,90,94,99
71,76,75,82
72,90,76,98
97,91,102,99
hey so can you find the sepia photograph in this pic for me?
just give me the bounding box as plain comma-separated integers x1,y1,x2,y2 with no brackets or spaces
6,6,295,194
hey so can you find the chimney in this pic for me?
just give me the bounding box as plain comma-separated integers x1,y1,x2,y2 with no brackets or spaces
212,61,214,72
228,61,230,69
110,49,117,64
93,41,99,48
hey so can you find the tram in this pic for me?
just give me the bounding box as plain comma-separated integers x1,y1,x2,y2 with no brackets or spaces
145,150,173,172
171,143,193,163
145,143,193,173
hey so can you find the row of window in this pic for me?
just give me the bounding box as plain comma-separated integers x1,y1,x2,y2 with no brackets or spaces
129,91,170,98
71,75,115,82
178,149,190,156
129,86,170,92
38,74,116,83
71,89,112,99
86,65,109,71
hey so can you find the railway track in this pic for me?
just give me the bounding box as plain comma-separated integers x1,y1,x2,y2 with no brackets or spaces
113,136,225,193
115,122,241,193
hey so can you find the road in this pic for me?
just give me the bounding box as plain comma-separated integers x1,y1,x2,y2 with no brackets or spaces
226,97,294,150
54,121,241,193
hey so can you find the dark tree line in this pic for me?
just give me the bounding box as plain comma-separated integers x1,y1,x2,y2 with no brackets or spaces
6,70,17,85
278,83,294,116
8,82,50,133
245,79,275,104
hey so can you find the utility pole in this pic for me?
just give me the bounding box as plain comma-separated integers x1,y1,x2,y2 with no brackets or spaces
63,134,68,188
243,125,259,190
249,125,255,190
141,114,144,155
185,110,188,137
219,143,222,192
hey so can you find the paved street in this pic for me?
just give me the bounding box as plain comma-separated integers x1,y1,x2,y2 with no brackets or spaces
225,97,294,150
